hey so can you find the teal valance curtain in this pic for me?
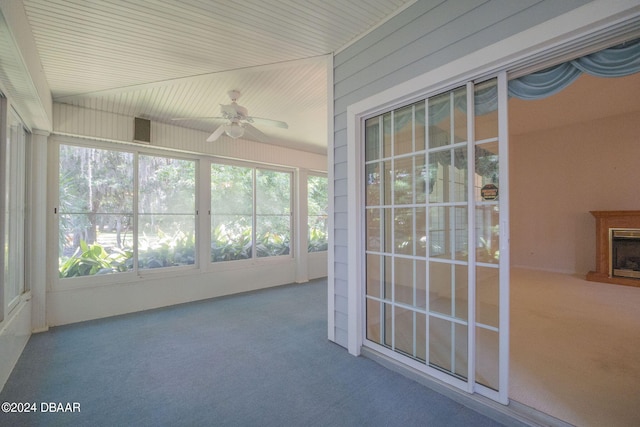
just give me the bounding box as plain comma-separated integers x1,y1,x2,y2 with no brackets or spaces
508,38,640,100
373,38,640,132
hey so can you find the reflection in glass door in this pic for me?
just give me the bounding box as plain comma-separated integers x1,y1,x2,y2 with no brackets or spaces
364,75,508,403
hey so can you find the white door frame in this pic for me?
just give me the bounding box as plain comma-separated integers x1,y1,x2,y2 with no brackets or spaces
346,0,640,403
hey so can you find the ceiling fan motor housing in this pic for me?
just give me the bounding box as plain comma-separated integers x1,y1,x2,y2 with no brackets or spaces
228,89,241,101
221,103,249,121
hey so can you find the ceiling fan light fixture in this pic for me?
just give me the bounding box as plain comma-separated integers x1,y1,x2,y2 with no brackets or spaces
225,123,244,139
173,89,287,142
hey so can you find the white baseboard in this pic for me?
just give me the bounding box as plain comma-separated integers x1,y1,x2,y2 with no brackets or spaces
510,264,579,275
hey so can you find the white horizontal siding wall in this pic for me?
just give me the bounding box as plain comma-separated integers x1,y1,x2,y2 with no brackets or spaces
330,0,592,348
53,103,327,171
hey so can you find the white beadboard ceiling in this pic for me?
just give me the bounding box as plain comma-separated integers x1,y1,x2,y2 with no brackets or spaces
21,0,414,154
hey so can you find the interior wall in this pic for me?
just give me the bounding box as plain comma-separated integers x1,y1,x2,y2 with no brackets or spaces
510,110,640,274
53,103,327,172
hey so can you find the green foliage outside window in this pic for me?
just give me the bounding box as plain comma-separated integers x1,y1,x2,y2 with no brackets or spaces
211,164,254,261
211,165,292,261
256,169,291,257
58,145,196,277
59,240,132,278
60,146,311,277
308,175,328,252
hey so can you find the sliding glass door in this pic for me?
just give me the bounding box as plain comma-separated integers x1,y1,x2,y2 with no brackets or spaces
363,74,508,403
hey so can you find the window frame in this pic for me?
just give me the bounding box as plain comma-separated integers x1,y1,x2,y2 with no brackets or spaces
210,158,294,266
52,137,299,290
307,173,328,253
137,152,198,271
53,138,201,289
2,106,28,314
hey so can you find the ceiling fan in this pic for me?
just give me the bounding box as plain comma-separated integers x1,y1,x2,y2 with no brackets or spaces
172,90,288,142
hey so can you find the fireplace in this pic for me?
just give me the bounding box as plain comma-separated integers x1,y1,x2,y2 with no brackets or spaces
611,229,640,279
587,211,640,287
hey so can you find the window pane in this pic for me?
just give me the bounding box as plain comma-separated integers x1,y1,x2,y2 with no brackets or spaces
394,306,414,356
429,206,468,261
4,114,26,303
366,208,381,252
394,208,412,255
211,215,252,262
415,102,426,152
453,147,468,202
138,155,196,269
476,205,500,264
475,79,498,141
58,145,134,277
429,87,467,148
476,266,499,328
383,255,392,300
429,317,468,380
429,92,451,149
393,157,413,205
256,169,291,257
59,214,133,277
394,257,413,305
394,105,413,156
365,163,381,206
365,117,380,162
138,214,195,268
366,253,382,298
415,155,427,204
429,262,468,321
366,298,382,345
211,164,253,262
383,112,392,158
428,151,451,203
139,155,195,214
476,327,499,390
383,208,393,254
475,142,499,202
308,175,328,252
383,160,392,205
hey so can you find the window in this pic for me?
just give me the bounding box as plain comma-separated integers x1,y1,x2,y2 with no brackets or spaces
58,145,134,277
256,169,291,257
3,109,27,310
58,145,196,278
138,155,196,269
211,164,292,261
362,77,506,400
307,175,328,252
211,164,253,262
59,144,296,279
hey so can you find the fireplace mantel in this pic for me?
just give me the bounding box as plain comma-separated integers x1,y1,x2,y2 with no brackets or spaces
586,210,640,287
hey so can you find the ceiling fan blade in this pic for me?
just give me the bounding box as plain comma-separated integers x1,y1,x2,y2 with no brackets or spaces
247,116,289,129
206,125,226,142
171,116,225,121
242,123,270,143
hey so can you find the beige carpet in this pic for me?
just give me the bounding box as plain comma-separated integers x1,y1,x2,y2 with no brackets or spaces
510,268,640,427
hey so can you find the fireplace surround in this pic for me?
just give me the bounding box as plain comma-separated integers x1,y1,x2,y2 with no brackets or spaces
587,210,640,287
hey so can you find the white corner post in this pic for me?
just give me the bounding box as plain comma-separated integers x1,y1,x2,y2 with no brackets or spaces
29,129,49,332
295,168,309,283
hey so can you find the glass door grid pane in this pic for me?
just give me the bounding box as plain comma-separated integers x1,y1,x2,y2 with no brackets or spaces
365,78,503,394
426,86,469,380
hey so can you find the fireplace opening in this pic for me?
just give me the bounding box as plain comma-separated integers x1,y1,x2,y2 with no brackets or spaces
610,229,640,279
